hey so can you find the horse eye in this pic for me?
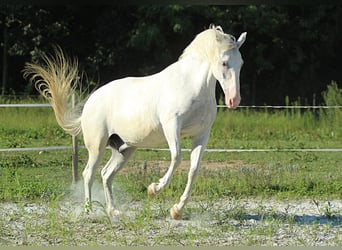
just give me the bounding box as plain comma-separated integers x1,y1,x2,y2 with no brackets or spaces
222,62,229,68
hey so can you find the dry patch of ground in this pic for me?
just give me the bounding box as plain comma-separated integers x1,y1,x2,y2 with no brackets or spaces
1,195,341,246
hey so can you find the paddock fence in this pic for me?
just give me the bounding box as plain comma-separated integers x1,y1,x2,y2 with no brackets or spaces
1,146,342,153
2,103,342,109
1,102,341,151
1,103,341,182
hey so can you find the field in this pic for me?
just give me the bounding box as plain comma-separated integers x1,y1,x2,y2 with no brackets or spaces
0,97,341,246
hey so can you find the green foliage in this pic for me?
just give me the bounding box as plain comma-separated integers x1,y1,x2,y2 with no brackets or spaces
1,5,341,105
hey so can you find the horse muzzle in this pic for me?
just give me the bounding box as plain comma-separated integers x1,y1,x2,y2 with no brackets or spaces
225,95,241,109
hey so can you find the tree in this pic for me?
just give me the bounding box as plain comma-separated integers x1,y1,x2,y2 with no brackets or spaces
0,5,341,105
0,5,74,95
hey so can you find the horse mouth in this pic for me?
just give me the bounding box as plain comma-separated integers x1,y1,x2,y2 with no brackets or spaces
226,96,241,109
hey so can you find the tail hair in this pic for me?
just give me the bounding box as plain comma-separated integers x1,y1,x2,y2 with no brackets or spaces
23,46,82,136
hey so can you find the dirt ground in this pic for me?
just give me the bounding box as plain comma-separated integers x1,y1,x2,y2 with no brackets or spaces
1,196,341,246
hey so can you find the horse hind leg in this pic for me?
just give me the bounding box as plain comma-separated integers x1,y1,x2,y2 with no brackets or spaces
82,145,106,213
101,144,136,216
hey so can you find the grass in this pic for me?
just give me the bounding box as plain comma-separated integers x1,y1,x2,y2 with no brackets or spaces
0,98,341,202
0,95,341,246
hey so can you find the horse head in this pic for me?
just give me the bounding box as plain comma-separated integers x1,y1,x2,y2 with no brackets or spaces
211,27,246,108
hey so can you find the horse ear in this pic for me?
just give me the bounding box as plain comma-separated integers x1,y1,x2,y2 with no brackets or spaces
237,32,247,49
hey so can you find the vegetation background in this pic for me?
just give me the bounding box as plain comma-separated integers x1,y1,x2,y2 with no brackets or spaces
0,4,341,105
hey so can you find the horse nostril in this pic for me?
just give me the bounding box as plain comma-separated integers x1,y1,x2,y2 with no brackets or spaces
226,98,234,108
228,97,240,108
229,99,234,107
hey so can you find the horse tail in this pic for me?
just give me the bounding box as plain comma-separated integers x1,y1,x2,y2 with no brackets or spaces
23,47,82,136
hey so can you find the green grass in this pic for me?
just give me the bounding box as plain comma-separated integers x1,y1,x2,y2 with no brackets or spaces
0,99,341,202
209,107,342,149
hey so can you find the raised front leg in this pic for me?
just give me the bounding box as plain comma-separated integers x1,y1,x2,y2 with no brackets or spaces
148,118,182,197
170,133,210,220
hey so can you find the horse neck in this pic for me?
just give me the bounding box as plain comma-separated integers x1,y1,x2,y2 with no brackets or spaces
178,55,216,91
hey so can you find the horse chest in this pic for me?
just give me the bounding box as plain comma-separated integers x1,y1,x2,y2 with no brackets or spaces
178,98,217,137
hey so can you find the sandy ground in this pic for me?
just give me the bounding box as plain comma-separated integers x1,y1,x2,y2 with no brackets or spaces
1,192,341,246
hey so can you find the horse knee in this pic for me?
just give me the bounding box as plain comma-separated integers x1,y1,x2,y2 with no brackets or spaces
101,168,115,191
171,153,182,167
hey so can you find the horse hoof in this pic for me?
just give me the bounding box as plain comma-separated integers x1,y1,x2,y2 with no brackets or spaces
147,183,157,197
170,205,182,220
108,209,122,217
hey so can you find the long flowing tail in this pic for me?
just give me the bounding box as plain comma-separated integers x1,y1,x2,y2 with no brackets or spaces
23,47,82,136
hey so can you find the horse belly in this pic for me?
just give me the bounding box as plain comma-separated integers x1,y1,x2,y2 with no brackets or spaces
112,114,166,148
131,128,166,147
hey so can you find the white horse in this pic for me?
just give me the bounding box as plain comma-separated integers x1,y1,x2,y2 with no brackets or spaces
24,25,246,220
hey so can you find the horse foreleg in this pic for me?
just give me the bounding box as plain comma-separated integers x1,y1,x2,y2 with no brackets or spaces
101,147,136,216
148,121,181,196
147,145,181,197
170,133,209,220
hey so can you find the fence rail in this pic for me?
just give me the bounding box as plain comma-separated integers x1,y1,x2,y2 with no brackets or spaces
219,105,342,109
0,103,51,108
1,103,342,109
1,146,342,153
1,103,341,154
1,103,341,182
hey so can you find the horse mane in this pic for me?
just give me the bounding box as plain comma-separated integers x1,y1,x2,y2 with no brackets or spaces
179,25,236,63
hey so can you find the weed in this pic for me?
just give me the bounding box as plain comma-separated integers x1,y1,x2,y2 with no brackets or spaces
312,199,340,220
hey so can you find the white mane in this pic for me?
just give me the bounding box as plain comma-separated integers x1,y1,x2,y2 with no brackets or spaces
179,25,237,63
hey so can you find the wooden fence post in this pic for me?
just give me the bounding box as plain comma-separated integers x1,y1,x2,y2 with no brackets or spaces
72,93,79,184
313,93,318,119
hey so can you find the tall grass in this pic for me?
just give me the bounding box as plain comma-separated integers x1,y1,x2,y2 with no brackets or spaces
322,81,342,128
209,81,342,150
209,108,341,150
0,109,68,148
0,82,341,201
